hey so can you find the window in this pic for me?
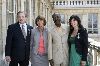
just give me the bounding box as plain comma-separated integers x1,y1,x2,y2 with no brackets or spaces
88,13,98,34
60,14,65,24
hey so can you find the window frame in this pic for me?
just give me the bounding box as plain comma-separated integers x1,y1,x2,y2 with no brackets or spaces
88,13,98,34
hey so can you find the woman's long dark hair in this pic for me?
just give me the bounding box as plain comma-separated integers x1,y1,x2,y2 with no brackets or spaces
69,15,84,35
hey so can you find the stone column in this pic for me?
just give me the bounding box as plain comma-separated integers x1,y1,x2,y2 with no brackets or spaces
93,49,97,66
13,0,16,23
48,6,53,28
65,14,68,24
39,1,43,15
1,0,7,66
32,0,35,26
43,3,45,17
48,8,52,30
0,0,3,66
97,52,100,65
28,0,32,26
34,0,39,19
21,0,25,11
45,5,47,28
82,13,88,28
17,0,21,11
47,7,48,27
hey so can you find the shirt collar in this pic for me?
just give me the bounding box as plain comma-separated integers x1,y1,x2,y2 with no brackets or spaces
19,23,26,25
19,23,27,29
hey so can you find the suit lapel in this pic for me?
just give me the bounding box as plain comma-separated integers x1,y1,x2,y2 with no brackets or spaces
16,22,25,40
15,22,32,41
16,22,23,35
43,28,47,46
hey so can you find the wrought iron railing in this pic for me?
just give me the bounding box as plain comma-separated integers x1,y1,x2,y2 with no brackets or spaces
88,42,100,66
89,42,100,52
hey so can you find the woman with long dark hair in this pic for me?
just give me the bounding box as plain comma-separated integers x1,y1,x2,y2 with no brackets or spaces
68,15,88,66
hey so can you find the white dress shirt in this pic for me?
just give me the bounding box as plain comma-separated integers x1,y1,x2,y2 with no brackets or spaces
19,23,27,36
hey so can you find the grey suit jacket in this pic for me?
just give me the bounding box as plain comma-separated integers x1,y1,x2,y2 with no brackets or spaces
30,27,49,66
30,28,48,56
48,27,69,64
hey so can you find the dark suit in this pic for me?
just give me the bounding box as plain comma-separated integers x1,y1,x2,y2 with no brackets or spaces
5,22,33,66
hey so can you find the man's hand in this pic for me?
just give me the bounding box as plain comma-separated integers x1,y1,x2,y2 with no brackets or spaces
49,59,54,66
5,56,11,62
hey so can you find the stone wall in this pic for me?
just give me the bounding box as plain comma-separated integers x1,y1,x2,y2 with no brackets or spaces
0,0,3,66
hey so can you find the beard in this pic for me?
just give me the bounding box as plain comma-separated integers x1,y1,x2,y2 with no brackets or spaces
55,23,61,27
54,19,61,27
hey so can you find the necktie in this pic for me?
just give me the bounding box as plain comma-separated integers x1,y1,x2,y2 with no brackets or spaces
22,25,26,39
38,32,45,55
